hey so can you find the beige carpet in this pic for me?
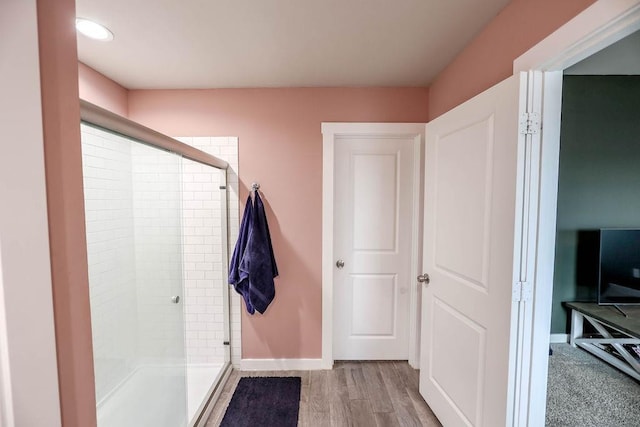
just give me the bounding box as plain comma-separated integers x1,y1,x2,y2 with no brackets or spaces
546,343,640,426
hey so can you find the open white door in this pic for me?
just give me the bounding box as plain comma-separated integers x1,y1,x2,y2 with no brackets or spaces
419,73,533,426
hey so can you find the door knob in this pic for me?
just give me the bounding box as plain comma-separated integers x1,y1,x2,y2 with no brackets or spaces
417,274,430,284
171,295,180,304
336,259,345,269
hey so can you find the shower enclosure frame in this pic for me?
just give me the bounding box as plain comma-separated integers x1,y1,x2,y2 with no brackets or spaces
80,101,228,170
80,100,233,427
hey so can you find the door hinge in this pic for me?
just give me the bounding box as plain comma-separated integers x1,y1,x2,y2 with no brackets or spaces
519,112,541,135
513,281,532,302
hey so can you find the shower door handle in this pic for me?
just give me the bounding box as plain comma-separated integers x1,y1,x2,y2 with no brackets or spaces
171,296,181,304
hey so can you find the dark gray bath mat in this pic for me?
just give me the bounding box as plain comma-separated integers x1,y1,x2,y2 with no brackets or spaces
220,376,301,427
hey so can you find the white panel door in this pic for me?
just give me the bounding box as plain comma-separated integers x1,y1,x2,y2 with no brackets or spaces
419,74,527,426
334,136,414,360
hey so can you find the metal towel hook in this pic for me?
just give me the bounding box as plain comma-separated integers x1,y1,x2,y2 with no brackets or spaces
251,182,260,192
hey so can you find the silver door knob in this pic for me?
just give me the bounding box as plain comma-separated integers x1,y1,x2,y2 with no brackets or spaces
171,296,180,304
336,259,345,269
417,274,430,284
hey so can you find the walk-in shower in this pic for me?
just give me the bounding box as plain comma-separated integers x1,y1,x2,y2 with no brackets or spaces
80,102,232,427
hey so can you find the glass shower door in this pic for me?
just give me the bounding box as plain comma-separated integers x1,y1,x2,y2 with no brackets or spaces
81,124,188,427
130,141,188,427
181,159,232,425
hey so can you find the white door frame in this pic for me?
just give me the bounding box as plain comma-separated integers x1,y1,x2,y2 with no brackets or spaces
513,1,640,425
321,123,425,369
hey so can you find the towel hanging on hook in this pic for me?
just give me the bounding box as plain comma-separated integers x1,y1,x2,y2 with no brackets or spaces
228,185,278,314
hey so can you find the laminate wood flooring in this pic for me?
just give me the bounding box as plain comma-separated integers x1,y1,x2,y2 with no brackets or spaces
205,361,441,426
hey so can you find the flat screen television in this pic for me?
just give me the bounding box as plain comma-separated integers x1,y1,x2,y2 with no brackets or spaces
598,228,640,305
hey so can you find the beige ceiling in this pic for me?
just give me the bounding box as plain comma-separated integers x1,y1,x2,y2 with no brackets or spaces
75,0,511,89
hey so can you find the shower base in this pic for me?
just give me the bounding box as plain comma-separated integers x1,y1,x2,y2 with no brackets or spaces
187,363,224,423
96,363,223,427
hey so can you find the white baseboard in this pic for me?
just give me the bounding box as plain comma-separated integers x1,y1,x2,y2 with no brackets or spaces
550,333,569,344
240,358,324,371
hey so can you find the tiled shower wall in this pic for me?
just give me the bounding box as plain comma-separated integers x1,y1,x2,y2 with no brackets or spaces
81,124,138,403
130,143,185,363
177,137,241,367
83,125,241,406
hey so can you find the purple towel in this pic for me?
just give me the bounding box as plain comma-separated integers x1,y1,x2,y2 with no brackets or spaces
229,192,278,314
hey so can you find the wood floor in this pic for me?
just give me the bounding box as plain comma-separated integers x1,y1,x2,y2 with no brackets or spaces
205,361,442,426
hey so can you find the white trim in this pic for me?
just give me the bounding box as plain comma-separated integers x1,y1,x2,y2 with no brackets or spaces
321,126,335,369
408,130,425,369
321,122,426,370
240,359,324,371
508,71,545,427
524,71,563,427
549,334,569,344
514,0,640,72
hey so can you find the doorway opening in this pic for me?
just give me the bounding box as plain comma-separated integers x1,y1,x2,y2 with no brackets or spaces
514,2,640,425
545,32,640,426
321,123,425,369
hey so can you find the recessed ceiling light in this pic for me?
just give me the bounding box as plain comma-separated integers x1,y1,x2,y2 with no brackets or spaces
75,18,114,41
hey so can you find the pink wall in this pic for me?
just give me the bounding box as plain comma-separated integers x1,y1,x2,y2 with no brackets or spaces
15,0,609,423
76,0,600,362
128,88,429,358
37,0,96,425
78,62,128,117
428,0,596,119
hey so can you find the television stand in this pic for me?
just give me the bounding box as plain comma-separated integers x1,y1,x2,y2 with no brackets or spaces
613,304,629,318
565,302,640,381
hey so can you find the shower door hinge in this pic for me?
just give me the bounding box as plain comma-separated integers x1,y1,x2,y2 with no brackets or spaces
513,281,532,302
223,341,230,346
219,185,227,190
519,112,541,135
